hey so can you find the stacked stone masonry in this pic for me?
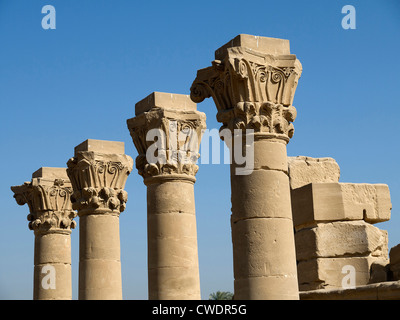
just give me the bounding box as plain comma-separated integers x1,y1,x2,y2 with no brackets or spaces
9,34,400,300
389,244,400,280
289,156,400,298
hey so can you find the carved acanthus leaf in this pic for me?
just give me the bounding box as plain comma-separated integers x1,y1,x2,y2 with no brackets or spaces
127,108,206,179
11,179,76,233
190,46,302,140
66,151,133,214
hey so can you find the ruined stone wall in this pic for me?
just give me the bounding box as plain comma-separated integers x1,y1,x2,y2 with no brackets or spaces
289,156,400,299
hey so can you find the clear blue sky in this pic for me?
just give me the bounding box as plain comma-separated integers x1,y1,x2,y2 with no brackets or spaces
0,0,399,299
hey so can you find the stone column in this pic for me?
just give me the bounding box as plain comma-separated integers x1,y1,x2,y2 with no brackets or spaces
66,139,133,300
11,167,77,300
190,34,302,299
127,92,206,300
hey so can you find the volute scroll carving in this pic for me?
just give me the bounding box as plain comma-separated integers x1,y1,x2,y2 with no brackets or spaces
190,45,302,141
11,178,77,234
127,108,206,181
66,151,133,215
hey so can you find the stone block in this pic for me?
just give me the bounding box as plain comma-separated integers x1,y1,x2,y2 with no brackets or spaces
369,260,390,284
295,221,388,261
234,275,299,300
79,214,120,261
389,244,400,280
78,259,122,300
292,182,391,229
297,256,387,291
231,218,297,278
148,267,200,300
34,233,71,265
135,92,196,116
341,183,391,223
147,212,199,269
32,167,69,180
74,139,125,155
288,156,340,189
30,167,72,188
34,263,72,300
300,281,400,300
231,170,292,222
215,34,291,60
147,181,195,215
253,140,288,172
390,244,400,265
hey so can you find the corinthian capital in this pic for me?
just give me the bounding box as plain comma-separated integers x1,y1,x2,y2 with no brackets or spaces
66,139,133,215
127,92,206,182
11,167,77,234
190,34,302,142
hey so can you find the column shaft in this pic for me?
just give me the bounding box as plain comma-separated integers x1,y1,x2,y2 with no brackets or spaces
78,213,122,299
147,180,200,299
34,231,72,300
230,139,298,299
